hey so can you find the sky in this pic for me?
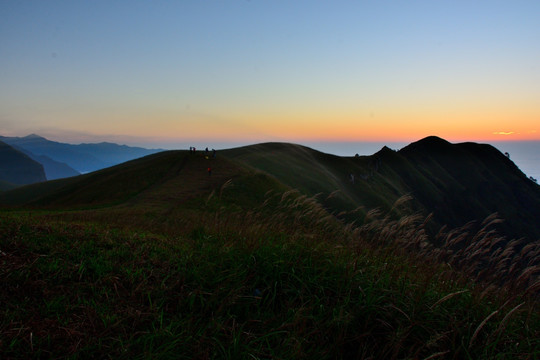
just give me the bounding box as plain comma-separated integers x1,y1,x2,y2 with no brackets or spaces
1,1,540,148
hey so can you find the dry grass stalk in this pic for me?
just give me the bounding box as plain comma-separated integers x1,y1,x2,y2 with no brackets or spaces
430,290,468,309
515,265,540,288
219,179,233,199
469,309,499,348
326,190,340,200
205,190,215,205
423,351,451,360
526,278,540,294
492,302,524,339
391,194,413,211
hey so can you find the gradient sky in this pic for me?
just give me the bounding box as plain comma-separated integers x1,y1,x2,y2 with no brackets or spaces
1,1,539,147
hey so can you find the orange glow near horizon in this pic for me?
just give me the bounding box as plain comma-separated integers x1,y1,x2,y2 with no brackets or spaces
71,113,540,145
8,99,539,146
218,108,540,144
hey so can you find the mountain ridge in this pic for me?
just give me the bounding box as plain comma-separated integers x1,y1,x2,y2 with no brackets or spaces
1,136,539,243
0,134,164,174
223,137,540,242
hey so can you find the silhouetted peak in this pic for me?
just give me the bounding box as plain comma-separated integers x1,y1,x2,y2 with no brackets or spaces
375,145,398,157
400,136,453,155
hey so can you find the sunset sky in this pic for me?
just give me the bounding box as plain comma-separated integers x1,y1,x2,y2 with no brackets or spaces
1,1,539,147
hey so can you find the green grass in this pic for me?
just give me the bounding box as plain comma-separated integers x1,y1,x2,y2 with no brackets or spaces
2,196,539,359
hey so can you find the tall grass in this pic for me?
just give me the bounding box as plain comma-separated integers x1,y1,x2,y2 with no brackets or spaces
1,188,540,359
349,196,540,298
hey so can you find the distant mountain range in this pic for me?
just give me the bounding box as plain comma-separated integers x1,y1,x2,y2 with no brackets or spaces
0,134,164,183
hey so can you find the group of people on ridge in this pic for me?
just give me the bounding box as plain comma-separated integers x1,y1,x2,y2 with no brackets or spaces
189,146,216,176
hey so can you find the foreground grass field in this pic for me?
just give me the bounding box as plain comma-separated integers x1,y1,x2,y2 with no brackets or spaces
2,197,539,359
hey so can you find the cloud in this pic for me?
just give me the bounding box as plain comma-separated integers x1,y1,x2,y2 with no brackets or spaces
493,131,515,136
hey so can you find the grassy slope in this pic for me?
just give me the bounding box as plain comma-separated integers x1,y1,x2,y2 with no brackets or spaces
0,151,188,208
1,141,540,358
224,139,540,242
0,150,253,209
2,197,539,359
0,150,292,236
223,143,413,217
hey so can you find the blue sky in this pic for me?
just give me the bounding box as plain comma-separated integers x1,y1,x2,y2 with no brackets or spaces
1,1,539,146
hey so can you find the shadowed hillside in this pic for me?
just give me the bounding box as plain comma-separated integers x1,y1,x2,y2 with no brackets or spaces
397,136,540,242
223,137,540,242
0,151,241,208
0,140,46,188
0,149,289,226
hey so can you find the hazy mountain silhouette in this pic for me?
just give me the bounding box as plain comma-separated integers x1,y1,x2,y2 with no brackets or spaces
0,140,46,188
17,149,80,180
0,134,164,174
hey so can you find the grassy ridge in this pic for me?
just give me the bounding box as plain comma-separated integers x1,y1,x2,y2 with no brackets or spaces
223,143,401,214
223,139,540,242
0,151,188,208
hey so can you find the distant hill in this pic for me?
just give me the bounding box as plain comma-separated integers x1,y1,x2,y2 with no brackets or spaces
18,149,80,180
1,136,539,243
0,140,46,188
0,134,164,174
